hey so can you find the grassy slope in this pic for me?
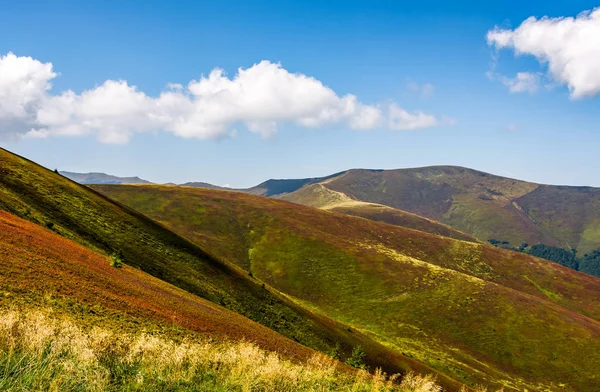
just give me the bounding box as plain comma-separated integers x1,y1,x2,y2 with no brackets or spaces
515,185,600,254
93,184,600,392
278,183,477,242
0,210,319,360
0,148,462,390
0,211,419,392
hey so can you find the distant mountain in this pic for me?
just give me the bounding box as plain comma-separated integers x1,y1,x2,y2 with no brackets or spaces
278,182,477,242
181,173,343,196
60,171,153,185
244,173,344,196
260,166,600,255
180,181,229,190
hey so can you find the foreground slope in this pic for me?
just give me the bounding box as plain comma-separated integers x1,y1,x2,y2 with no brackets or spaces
0,210,317,358
94,184,600,391
0,148,461,390
0,210,424,392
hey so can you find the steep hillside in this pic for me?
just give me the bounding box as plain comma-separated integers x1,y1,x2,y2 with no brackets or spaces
0,210,318,358
279,183,477,242
94,184,600,392
0,147,461,390
61,171,153,184
0,210,421,391
514,185,600,254
280,166,600,254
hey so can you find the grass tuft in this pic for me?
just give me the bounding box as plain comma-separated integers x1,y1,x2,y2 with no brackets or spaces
0,308,445,392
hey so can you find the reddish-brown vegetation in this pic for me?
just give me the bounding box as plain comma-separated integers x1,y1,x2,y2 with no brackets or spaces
0,210,321,362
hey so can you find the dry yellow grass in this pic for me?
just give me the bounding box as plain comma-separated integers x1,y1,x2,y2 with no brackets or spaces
0,308,452,392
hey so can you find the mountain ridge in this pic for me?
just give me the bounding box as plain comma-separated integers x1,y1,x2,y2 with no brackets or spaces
276,166,600,255
65,164,600,255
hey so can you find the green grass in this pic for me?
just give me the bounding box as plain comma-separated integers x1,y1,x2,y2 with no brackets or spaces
522,276,562,302
94,184,600,391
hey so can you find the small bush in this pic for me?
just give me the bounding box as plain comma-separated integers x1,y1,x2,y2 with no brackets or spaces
109,250,125,268
346,345,366,369
328,342,341,360
45,221,55,230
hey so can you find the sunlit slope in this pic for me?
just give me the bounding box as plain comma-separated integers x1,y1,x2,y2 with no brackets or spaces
0,148,332,353
0,210,428,391
0,210,318,359
0,148,462,390
311,166,600,253
94,184,600,391
278,183,477,242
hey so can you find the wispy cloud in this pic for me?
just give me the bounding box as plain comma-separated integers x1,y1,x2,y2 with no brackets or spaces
407,81,434,99
501,72,541,94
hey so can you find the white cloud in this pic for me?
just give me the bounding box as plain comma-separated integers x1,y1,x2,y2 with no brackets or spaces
0,54,442,143
388,103,438,130
487,7,600,98
0,53,56,139
407,82,434,98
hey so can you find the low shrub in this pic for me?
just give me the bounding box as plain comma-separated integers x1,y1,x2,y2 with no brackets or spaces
109,250,125,268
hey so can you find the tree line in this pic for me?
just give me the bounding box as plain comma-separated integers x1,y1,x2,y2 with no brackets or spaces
487,239,600,278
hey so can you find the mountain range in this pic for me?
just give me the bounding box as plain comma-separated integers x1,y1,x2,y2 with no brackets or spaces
60,171,153,185
67,166,600,256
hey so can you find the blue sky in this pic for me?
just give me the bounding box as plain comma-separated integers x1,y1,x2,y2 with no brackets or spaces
1,0,600,187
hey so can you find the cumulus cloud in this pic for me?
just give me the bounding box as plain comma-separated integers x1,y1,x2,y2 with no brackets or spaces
0,53,442,143
388,104,438,130
0,53,56,139
487,7,600,98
